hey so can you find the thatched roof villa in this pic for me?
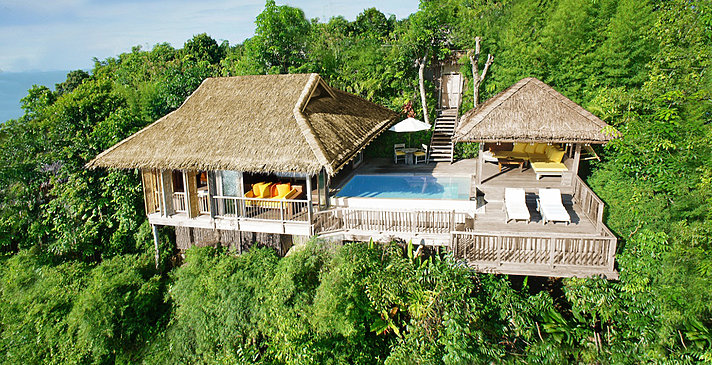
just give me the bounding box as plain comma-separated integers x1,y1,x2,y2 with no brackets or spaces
88,73,618,279
88,73,397,176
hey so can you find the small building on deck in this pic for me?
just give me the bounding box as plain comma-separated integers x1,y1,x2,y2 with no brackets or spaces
452,77,619,278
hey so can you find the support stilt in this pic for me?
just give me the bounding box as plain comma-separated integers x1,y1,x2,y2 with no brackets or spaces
152,224,160,269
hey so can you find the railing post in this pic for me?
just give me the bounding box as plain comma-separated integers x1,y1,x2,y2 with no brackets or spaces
207,171,217,219
450,210,455,233
496,235,502,266
549,237,555,269
607,237,616,272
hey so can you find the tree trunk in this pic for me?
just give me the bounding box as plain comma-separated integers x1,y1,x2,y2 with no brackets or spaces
418,55,430,125
469,37,494,108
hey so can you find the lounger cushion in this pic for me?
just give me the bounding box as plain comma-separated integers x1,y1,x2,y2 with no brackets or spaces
505,188,530,221
534,143,548,154
531,162,568,172
524,143,538,154
538,188,571,223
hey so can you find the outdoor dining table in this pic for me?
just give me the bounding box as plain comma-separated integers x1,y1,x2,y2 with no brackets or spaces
403,147,419,165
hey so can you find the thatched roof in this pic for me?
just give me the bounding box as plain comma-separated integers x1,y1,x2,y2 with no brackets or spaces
454,78,616,144
87,73,397,175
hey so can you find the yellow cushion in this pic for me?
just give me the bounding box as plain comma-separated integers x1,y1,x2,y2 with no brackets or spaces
395,151,405,156
531,162,568,172
276,183,291,197
534,143,547,154
548,149,565,164
252,182,264,196
493,151,529,160
512,143,527,153
256,183,272,198
545,146,558,159
414,151,426,156
524,143,537,154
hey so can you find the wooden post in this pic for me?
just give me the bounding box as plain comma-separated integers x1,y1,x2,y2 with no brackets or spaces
570,144,582,186
306,175,313,224
159,169,174,217
152,224,160,269
141,169,159,215
607,238,616,272
207,171,217,219
476,143,484,187
597,203,605,233
549,237,556,269
183,171,199,218
236,172,244,217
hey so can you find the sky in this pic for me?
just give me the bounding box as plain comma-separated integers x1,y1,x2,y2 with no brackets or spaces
0,0,419,73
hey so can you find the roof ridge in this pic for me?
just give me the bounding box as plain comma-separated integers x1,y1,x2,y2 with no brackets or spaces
292,73,332,174
456,78,532,138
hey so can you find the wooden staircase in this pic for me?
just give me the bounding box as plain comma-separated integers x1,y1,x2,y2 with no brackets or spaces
428,108,458,163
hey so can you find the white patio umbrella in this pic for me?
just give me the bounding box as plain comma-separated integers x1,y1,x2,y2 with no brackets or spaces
389,117,431,147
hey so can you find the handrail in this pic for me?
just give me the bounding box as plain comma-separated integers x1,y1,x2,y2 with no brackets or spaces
313,207,467,235
212,195,310,222
451,230,617,271
571,175,606,232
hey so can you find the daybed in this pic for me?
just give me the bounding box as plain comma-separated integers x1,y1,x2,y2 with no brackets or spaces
493,143,568,180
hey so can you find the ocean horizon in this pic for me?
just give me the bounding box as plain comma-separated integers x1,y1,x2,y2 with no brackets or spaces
0,70,70,123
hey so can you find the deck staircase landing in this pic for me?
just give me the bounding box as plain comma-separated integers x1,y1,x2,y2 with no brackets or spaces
428,108,458,163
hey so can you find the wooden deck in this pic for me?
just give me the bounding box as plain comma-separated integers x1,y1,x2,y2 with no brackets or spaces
321,157,618,279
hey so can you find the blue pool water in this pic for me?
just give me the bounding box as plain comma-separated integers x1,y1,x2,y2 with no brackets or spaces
336,175,471,200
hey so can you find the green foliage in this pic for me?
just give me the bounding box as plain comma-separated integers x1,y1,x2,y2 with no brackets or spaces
165,246,278,363
0,0,711,363
0,251,164,364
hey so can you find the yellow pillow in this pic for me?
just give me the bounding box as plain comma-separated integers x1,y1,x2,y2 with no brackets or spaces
524,143,537,154
252,182,264,196
549,149,566,163
276,183,291,197
256,183,272,198
545,145,557,157
512,143,527,153
534,143,547,154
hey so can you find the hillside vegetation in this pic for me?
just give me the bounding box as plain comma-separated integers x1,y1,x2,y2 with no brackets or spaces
0,0,710,363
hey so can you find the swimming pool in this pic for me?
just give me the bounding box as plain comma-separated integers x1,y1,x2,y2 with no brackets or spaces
335,174,471,200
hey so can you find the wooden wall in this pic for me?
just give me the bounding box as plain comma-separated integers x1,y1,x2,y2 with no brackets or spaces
175,227,293,256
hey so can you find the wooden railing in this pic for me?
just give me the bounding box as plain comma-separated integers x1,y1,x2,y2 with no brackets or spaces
213,196,310,222
198,194,210,215
571,175,605,232
451,231,617,273
314,208,467,235
173,192,187,212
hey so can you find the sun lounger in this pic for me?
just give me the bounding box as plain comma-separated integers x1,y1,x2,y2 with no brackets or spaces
504,188,530,223
537,188,571,225
531,162,568,180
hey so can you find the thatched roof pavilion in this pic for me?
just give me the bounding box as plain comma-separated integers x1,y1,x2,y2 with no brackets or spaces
454,77,615,144
87,73,397,175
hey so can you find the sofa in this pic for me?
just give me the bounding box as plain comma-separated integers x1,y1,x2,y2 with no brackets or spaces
492,143,568,180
